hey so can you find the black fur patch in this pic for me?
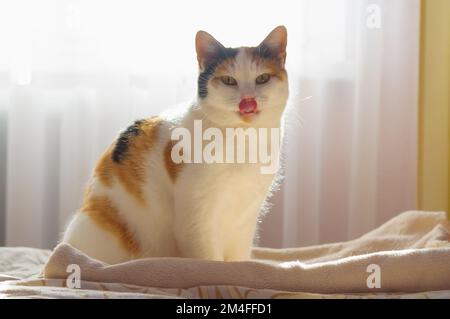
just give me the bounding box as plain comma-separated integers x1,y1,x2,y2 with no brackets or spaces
112,119,145,163
254,44,277,60
198,47,238,98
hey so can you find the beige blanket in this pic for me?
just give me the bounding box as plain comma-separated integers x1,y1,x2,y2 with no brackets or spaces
42,210,450,295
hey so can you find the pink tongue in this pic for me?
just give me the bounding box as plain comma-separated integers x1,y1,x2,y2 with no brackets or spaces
239,98,257,115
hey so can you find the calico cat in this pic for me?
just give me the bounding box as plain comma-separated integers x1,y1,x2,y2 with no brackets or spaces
62,26,289,264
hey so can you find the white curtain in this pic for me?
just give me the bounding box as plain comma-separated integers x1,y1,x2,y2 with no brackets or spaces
0,0,420,249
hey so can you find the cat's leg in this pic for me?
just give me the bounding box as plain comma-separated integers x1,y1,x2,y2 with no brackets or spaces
222,215,258,261
224,228,255,261
62,212,131,264
223,199,266,261
173,189,225,261
173,210,225,260
171,164,271,261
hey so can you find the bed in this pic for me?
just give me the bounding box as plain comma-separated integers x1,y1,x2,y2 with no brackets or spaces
1,211,450,299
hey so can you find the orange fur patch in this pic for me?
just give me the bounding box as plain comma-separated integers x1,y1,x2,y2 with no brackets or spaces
94,147,115,187
251,55,287,81
94,116,161,204
209,58,236,88
82,195,140,256
213,58,238,77
164,139,184,182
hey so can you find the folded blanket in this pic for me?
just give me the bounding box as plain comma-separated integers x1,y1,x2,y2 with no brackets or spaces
44,211,450,294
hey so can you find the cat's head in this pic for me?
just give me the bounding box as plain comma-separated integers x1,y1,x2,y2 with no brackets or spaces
195,26,289,127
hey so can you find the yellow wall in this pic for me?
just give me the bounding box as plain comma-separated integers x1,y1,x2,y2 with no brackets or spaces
418,0,450,217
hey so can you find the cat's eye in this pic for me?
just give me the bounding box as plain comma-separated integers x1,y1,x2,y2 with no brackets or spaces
220,76,237,86
255,73,271,85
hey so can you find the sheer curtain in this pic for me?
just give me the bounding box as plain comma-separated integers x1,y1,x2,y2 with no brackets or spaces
0,0,420,249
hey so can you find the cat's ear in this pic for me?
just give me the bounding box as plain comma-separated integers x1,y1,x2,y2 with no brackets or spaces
258,25,287,65
195,30,225,70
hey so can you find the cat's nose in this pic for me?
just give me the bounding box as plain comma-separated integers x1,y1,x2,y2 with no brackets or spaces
241,94,256,100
